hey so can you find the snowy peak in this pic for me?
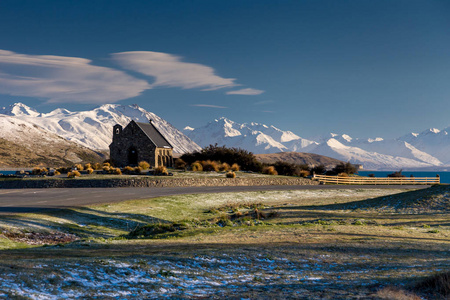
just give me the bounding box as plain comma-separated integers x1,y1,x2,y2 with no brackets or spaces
0,103,201,154
184,117,316,154
0,102,40,117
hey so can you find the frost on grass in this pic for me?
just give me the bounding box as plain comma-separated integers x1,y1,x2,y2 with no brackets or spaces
0,250,445,299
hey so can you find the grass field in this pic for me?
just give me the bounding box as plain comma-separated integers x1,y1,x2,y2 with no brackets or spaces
0,186,448,299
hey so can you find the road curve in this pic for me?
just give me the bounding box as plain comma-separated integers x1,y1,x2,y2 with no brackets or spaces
0,185,428,214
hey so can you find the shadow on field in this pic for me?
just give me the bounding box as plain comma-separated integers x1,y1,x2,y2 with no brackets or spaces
285,185,450,213
0,206,166,238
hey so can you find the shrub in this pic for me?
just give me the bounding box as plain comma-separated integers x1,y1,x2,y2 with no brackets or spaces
311,164,326,175
138,161,150,170
181,144,262,172
84,163,92,170
273,161,305,176
230,163,240,172
56,167,71,174
86,167,94,174
299,170,310,177
262,166,278,175
134,166,143,174
102,166,111,173
202,160,219,172
73,164,84,171
67,171,81,178
103,162,111,168
93,163,102,170
123,166,134,174
154,166,168,175
219,162,230,172
53,170,61,176
226,171,236,178
32,167,48,175
331,162,358,175
113,168,122,175
174,158,187,170
191,162,203,172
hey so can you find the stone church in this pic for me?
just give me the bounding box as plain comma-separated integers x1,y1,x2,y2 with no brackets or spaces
109,120,173,168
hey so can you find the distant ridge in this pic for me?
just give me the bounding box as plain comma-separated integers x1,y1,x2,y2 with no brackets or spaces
185,117,450,170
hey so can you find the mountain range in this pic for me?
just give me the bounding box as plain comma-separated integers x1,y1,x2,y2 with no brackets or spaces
0,103,449,170
183,117,450,170
0,103,201,154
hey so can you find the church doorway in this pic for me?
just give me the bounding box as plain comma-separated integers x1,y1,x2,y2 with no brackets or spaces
128,147,138,165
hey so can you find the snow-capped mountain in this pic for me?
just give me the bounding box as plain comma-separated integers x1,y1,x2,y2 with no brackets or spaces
399,127,450,165
0,115,104,166
183,117,317,154
184,117,450,170
0,103,201,153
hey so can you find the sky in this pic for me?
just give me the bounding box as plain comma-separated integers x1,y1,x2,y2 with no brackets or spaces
0,0,449,140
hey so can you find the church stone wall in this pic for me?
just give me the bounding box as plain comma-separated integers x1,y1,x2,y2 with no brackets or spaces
110,122,157,167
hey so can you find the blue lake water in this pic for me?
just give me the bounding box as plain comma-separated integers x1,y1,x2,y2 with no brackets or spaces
358,171,450,184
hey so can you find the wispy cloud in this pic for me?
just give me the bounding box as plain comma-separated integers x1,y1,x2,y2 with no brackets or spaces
226,88,264,95
112,51,237,91
191,104,227,109
0,50,150,103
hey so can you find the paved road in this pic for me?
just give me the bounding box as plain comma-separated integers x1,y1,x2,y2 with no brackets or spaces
0,185,428,214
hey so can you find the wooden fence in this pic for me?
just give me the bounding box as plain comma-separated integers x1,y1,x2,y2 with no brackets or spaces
314,175,440,185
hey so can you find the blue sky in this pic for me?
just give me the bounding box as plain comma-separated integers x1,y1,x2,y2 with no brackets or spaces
0,0,449,139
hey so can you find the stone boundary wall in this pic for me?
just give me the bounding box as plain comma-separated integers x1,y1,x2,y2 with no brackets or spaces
0,177,318,189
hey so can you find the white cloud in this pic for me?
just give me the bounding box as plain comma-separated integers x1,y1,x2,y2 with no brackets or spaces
112,51,238,91
226,88,264,95
191,104,227,109
0,50,150,104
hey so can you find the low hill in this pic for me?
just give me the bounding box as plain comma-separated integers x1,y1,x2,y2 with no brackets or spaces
255,152,343,168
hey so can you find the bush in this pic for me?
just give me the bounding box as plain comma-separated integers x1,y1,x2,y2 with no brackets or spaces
202,160,219,172
93,163,102,170
331,162,358,175
67,171,81,178
191,162,203,172
230,163,240,172
262,166,278,175
113,168,122,175
219,162,230,172
84,163,92,170
226,171,236,178
86,167,94,174
103,162,110,168
181,144,262,172
273,161,304,176
414,271,450,298
102,166,111,173
56,167,71,174
134,166,143,174
154,166,168,175
299,170,310,177
53,170,61,176
123,166,134,174
32,167,48,175
138,161,150,170
174,158,187,170
311,164,326,175
73,164,84,171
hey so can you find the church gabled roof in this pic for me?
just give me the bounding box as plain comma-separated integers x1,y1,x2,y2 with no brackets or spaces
134,120,173,148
